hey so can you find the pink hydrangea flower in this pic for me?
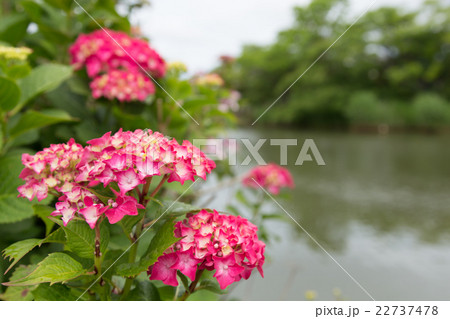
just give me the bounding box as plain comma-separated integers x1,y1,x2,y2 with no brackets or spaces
242,163,295,195
149,253,179,287
105,190,144,224
77,129,216,188
17,129,216,229
148,210,265,289
212,253,245,289
70,29,165,78
90,69,155,102
69,29,165,102
17,138,84,202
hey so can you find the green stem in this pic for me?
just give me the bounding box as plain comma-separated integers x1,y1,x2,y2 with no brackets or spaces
142,219,157,229
252,190,264,221
178,269,205,301
120,175,168,300
120,217,145,300
0,113,9,155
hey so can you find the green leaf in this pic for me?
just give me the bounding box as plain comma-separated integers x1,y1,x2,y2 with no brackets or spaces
236,189,250,207
114,260,144,278
33,204,55,236
186,289,220,301
32,283,78,301
66,76,91,96
2,228,66,274
177,271,190,290
3,252,86,286
44,227,66,243
8,128,39,148
9,109,75,139
155,200,199,218
46,82,90,118
0,76,20,112
261,213,287,221
127,281,161,301
100,249,125,278
58,219,109,259
118,210,144,239
225,204,239,215
15,63,72,110
197,279,227,295
43,0,73,11
2,238,41,274
0,152,53,224
113,106,149,130
0,124,3,151
0,265,37,300
0,14,29,46
157,286,176,301
182,96,216,113
116,218,179,277
5,64,31,80
0,154,35,224
0,194,36,224
143,217,181,261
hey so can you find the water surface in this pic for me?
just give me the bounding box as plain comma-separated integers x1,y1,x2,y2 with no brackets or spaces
201,128,450,300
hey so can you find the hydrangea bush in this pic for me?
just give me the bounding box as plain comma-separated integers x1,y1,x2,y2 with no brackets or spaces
1,129,265,301
0,2,296,301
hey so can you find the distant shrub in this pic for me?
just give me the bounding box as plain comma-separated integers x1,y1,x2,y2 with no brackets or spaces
411,93,450,127
346,91,397,125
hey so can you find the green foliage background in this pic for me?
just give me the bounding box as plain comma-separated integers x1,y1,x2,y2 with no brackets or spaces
217,0,450,129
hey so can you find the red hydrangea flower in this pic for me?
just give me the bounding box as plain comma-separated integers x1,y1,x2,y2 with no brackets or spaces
69,29,165,102
242,163,295,195
17,130,215,229
149,210,265,289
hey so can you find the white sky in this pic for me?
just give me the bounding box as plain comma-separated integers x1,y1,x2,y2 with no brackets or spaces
131,0,426,73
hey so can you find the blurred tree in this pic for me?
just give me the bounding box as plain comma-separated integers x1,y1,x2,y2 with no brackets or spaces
217,0,450,129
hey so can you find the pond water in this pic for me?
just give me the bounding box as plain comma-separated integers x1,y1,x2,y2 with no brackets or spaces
200,128,450,300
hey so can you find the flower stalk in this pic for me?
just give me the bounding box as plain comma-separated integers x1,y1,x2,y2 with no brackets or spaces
178,269,204,301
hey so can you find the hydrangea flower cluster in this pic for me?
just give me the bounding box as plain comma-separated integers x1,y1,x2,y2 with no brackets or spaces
242,163,295,195
18,138,84,203
69,29,165,102
90,69,155,101
149,209,265,289
167,61,188,74
18,129,215,229
0,46,32,61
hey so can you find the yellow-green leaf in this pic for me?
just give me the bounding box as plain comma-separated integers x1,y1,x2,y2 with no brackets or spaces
3,252,86,286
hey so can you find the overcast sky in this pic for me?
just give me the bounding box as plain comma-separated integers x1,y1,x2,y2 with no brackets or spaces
131,0,425,74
